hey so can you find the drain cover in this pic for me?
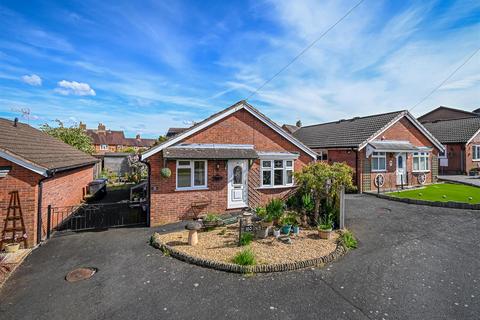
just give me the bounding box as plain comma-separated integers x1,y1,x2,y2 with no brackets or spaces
65,267,97,282
376,207,392,214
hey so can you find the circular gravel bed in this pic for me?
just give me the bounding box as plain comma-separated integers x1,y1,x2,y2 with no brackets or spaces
150,225,346,273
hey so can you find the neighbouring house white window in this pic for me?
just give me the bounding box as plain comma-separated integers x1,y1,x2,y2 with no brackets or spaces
100,144,108,150
371,152,386,172
317,150,328,161
413,152,430,172
176,160,207,189
261,160,294,187
473,145,480,161
438,145,447,158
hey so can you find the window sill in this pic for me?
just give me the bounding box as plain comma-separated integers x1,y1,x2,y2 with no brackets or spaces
412,170,430,173
175,187,209,192
371,170,387,173
257,185,295,190
473,159,480,162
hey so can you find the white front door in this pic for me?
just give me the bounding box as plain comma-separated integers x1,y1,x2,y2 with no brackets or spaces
396,153,406,185
227,160,248,209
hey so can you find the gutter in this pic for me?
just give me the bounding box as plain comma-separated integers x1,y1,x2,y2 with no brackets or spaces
36,169,55,245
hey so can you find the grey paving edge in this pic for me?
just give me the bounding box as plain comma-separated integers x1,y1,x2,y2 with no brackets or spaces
365,192,480,210
150,233,346,274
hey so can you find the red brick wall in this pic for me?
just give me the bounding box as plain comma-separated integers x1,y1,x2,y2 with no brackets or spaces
148,109,312,226
0,159,40,248
466,130,480,173
0,159,94,248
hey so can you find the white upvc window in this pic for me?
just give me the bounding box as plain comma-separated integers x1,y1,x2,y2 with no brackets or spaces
317,150,328,161
413,152,430,172
176,160,207,190
473,145,480,161
371,152,386,172
260,159,294,188
438,145,447,159
100,144,108,150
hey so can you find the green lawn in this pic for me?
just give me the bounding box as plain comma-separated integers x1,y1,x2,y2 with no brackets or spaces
388,183,480,204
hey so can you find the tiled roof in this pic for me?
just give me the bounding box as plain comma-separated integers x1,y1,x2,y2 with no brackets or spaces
85,130,156,148
282,124,300,134
166,127,188,137
293,111,404,148
422,117,480,143
0,118,98,172
164,144,258,159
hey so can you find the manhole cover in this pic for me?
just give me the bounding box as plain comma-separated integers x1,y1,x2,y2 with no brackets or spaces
65,267,97,282
376,207,392,214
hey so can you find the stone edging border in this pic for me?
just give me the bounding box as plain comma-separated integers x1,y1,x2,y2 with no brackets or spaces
150,233,346,274
367,192,480,210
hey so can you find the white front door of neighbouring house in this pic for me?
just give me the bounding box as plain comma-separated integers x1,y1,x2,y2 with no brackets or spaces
396,153,407,185
227,159,248,209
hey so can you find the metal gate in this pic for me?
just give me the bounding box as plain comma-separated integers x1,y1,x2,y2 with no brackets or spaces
45,201,147,237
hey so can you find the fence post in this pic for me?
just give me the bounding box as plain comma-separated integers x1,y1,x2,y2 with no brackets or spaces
377,176,380,194
401,174,404,190
47,205,52,240
339,186,345,229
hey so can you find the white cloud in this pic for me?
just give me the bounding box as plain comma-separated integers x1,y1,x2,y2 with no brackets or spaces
21,74,42,86
54,80,96,96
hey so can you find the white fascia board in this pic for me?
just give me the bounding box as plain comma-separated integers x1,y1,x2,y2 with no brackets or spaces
466,128,480,145
358,111,445,153
141,104,244,160
257,152,300,160
141,102,318,160
242,104,318,159
0,150,48,176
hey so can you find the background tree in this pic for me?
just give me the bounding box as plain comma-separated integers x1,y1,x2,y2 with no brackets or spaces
153,135,168,146
40,120,95,154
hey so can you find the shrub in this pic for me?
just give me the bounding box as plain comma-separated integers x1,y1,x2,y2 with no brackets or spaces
255,207,267,219
204,213,222,223
279,213,297,226
232,248,256,265
339,230,358,249
239,232,254,246
266,198,284,221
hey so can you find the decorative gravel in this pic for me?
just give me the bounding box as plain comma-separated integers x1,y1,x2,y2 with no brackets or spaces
156,225,339,265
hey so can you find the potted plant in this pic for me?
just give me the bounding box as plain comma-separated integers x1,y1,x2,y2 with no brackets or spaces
256,207,273,228
317,211,334,239
280,214,295,235
266,198,284,225
292,220,300,236
202,213,223,230
4,242,20,253
273,228,281,238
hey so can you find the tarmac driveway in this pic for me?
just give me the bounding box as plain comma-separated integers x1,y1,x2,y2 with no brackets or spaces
0,195,478,320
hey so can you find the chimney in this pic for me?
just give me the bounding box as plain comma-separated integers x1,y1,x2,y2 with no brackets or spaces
295,120,302,127
97,123,106,133
79,121,86,130
136,134,141,140
13,117,18,127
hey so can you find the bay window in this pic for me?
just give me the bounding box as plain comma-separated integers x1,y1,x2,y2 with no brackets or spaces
261,159,294,187
371,152,386,172
176,160,207,189
413,152,429,172
473,145,480,161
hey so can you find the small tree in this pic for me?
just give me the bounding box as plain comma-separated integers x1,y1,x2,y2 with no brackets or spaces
40,120,94,154
294,162,353,223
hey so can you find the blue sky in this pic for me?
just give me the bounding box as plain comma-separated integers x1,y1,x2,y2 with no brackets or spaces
0,0,479,138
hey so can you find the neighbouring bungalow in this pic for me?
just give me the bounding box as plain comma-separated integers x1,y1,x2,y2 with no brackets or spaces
292,110,444,193
418,106,480,123
422,117,480,175
141,101,317,226
0,118,99,248
166,127,189,138
80,122,157,154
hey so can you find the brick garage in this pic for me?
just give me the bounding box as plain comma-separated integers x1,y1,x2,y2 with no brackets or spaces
143,101,317,226
294,110,444,193
0,118,98,248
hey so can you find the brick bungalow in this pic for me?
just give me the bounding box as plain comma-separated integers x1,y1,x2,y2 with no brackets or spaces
141,101,317,226
293,110,444,193
422,117,480,175
0,118,98,248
